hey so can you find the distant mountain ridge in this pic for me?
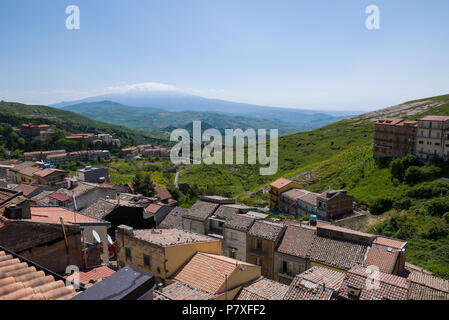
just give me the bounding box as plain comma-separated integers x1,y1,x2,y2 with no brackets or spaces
53,90,354,135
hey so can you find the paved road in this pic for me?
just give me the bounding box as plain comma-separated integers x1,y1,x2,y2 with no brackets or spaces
174,171,180,188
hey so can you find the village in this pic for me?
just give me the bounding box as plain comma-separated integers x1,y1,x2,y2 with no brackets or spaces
0,115,448,300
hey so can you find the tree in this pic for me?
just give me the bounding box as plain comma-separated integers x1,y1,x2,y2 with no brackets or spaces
404,166,422,185
390,158,404,181
132,171,155,197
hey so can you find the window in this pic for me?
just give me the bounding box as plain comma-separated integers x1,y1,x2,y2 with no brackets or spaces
282,261,288,273
418,141,424,144
229,248,236,259
256,239,263,250
435,143,440,146
125,248,131,261
256,257,262,267
143,254,150,267
230,232,237,240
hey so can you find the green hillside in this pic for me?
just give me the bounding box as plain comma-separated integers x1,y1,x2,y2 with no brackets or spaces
178,94,449,278
60,101,346,135
0,101,170,153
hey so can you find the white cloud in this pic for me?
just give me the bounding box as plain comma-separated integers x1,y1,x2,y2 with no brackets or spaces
101,82,183,94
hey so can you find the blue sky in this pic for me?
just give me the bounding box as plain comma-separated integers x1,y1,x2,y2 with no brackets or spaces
0,0,449,111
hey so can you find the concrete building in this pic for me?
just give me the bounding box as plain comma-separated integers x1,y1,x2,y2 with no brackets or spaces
415,115,449,161
269,178,302,210
76,166,110,183
115,225,222,284
373,118,418,159
222,214,256,262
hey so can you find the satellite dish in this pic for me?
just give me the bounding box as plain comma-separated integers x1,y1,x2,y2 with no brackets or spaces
92,230,101,244
107,234,113,245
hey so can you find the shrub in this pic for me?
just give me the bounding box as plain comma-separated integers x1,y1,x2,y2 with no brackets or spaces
390,159,404,181
404,166,422,185
370,197,393,215
426,197,449,216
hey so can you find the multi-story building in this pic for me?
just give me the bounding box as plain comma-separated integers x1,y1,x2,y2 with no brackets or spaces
373,118,418,159
222,214,257,261
19,124,53,141
246,220,286,280
274,223,316,284
269,178,302,210
115,225,222,284
65,133,96,145
280,188,354,220
415,116,449,161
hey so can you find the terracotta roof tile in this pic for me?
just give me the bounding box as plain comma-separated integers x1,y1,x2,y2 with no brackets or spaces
307,235,369,271
237,277,289,300
0,250,76,300
172,252,255,295
159,207,187,229
248,220,285,242
223,214,256,232
65,265,116,286
270,178,293,189
155,281,213,300
284,273,335,300
276,224,315,258
82,199,117,220
30,206,103,224
182,200,219,221
339,266,409,300
364,244,399,274
131,228,219,247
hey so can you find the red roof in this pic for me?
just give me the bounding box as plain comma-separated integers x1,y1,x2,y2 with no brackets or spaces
30,206,102,224
269,178,293,189
145,203,162,214
49,192,71,202
420,115,449,122
65,265,116,285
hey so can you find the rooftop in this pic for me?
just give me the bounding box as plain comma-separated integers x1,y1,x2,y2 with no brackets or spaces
270,178,294,189
364,243,400,274
81,199,117,220
172,252,256,295
0,220,81,252
33,168,67,178
293,266,345,291
307,234,370,271
155,281,213,300
284,273,335,300
30,206,105,225
158,207,187,230
12,184,41,197
339,266,409,300
276,224,316,259
236,277,289,300
223,214,256,232
65,265,116,287
182,200,219,221
48,193,71,202
420,115,449,122
131,228,219,247
0,249,77,300
248,220,285,242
